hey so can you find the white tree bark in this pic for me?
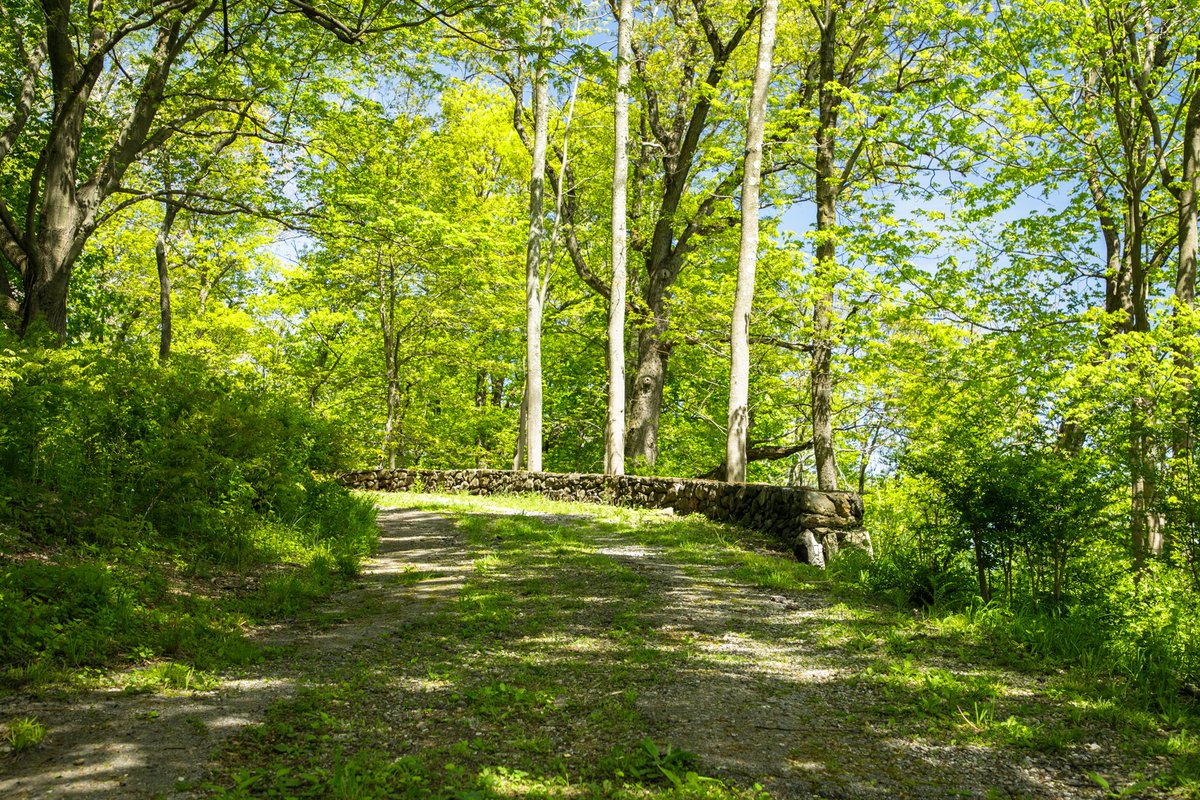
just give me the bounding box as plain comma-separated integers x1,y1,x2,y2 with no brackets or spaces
605,0,634,476
725,0,778,484
524,21,550,473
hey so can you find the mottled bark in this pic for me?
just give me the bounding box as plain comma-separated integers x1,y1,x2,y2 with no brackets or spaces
811,1,841,491
726,0,777,483
605,0,633,477
523,21,549,473
627,315,670,465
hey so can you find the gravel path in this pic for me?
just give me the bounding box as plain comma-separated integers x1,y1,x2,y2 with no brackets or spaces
608,540,1118,799
0,504,1151,798
0,508,470,799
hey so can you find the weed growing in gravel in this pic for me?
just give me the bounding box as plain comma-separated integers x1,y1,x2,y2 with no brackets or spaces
3,715,44,752
123,662,217,693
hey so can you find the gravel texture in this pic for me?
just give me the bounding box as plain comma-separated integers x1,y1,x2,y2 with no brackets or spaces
0,502,1167,798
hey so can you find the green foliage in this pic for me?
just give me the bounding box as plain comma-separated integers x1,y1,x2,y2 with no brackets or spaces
899,427,1112,607
3,715,44,752
0,342,378,684
0,343,355,548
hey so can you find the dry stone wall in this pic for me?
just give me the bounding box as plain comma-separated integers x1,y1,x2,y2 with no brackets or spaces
340,468,870,567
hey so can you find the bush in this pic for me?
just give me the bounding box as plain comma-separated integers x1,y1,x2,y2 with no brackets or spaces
0,342,378,681
857,450,1200,710
0,343,353,550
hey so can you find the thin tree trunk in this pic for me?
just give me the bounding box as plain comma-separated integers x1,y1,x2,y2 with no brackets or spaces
605,0,633,477
726,0,778,484
378,253,403,470
858,418,883,495
1174,84,1200,456
475,370,488,408
811,2,840,491
973,530,990,603
513,383,527,471
490,374,505,407
307,321,344,408
155,202,180,363
524,20,549,473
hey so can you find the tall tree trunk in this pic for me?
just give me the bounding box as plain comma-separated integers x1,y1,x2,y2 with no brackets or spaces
811,3,840,491
380,256,400,470
1173,84,1200,456
605,0,633,477
155,202,180,363
726,0,778,484
524,23,549,473
1128,170,1166,559
1176,84,1199,320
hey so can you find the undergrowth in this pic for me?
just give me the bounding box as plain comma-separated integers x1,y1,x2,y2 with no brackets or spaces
830,488,1200,722
0,343,378,688
206,490,1199,798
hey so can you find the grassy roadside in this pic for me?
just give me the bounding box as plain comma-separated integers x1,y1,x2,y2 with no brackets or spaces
198,492,1200,799
0,345,383,699
0,489,378,694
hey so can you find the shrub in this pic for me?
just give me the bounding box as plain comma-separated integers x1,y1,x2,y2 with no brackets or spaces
0,342,378,681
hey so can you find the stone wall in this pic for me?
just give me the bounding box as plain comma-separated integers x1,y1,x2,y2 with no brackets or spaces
340,468,870,567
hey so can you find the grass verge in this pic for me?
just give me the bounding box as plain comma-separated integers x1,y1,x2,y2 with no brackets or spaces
0,488,378,692
200,491,1200,798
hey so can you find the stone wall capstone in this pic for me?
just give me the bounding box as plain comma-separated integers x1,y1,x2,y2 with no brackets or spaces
340,468,870,567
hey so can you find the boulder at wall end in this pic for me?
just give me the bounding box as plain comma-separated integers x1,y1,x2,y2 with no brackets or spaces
842,528,874,559
793,527,874,568
794,529,826,569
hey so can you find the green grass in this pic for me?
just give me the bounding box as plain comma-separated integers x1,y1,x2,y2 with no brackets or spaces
190,491,1200,797
3,715,45,752
0,493,378,691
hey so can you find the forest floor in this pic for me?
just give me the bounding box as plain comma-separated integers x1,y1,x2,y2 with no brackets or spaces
0,493,1192,799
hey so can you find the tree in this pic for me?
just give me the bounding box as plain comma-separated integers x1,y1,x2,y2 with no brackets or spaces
726,0,778,483
522,18,552,473
604,0,633,477
285,85,526,469
0,0,480,342
987,0,1200,566
620,0,762,467
0,0,219,340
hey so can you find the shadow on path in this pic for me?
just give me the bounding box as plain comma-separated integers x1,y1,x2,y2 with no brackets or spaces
0,508,470,800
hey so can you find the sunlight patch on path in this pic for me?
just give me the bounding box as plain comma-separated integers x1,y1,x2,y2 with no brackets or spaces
0,508,469,800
